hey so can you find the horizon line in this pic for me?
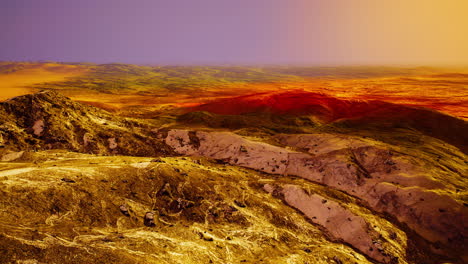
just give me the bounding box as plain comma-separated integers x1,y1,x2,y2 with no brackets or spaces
2,60,468,69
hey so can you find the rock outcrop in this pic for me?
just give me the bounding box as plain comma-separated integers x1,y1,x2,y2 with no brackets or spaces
163,129,468,262
187,90,468,153
0,90,172,156
1,91,466,263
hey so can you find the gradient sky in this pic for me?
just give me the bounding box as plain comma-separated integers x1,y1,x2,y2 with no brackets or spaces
1,0,467,65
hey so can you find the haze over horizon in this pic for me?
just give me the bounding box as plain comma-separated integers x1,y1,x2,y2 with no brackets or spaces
1,0,467,66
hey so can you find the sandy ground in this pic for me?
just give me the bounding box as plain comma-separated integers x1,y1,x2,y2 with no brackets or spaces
0,64,87,101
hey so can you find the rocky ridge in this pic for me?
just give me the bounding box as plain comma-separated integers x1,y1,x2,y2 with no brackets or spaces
0,91,466,263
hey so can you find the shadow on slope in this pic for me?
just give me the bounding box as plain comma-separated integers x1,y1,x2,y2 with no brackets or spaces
184,90,468,153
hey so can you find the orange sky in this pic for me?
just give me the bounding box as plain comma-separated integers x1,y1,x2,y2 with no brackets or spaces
290,0,468,66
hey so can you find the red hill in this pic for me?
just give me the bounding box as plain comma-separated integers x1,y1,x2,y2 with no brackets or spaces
186,90,468,153
188,90,411,122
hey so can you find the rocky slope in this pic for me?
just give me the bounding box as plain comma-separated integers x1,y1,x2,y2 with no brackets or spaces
188,90,468,153
163,129,467,263
2,151,380,264
0,91,466,264
0,90,172,156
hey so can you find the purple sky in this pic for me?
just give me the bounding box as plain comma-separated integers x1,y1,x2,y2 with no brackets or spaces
1,0,467,65
0,0,296,64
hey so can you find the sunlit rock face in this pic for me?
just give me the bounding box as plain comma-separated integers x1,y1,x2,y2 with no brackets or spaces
0,64,467,264
163,129,467,262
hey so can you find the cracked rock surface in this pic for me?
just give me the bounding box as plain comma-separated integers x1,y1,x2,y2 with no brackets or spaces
1,91,467,264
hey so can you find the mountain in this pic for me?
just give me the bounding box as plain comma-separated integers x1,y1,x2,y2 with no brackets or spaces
0,90,172,156
187,90,468,153
0,90,466,264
